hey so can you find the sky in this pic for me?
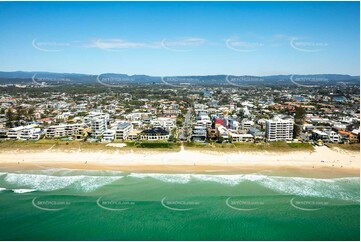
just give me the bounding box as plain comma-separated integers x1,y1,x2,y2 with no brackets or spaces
0,1,359,76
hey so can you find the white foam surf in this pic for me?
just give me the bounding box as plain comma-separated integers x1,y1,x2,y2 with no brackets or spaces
128,173,360,201
129,173,191,184
12,189,36,194
4,173,122,192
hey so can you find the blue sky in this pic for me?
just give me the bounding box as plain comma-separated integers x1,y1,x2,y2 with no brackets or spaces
0,1,359,76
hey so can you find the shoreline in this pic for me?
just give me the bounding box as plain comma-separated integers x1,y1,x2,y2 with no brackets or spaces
0,146,359,178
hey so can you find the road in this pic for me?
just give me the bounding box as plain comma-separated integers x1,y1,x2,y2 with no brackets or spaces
179,108,192,141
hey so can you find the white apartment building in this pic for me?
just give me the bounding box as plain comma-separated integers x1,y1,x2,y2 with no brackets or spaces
266,117,294,141
84,112,109,125
19,127,41,140
7,126,25,139
125,112,150,122
46,125,66,138
241,120,254,130
91,118,107,137
115,122,133,140
325,130,340,143
150,118,175,130
196,115,212,128
7,125,38,140
46,124,87,138
230,133,254,142
332,122,347,131
217,125,229,142
65,124,86,136
191,125,207,142
84,112,109,138
102,129,116,142
128,130,141,140
194,103,208,114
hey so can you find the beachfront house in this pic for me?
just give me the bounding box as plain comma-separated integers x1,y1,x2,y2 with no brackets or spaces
140,127,170,141
311,130,329,143
338,130,359,144
19,127,42,140
45,124,88,139
102,129,116,142
115,122,133,140
230,133,254,142
7,125,39,140
325,130,341,143
7,126,25,139
191,125,207,142
128,130,141,140
217,125,230,142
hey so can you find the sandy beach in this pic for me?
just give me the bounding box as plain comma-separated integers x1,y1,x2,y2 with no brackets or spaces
0,146,359,177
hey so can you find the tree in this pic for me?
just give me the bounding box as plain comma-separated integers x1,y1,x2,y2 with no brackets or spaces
293,107,306,138
27,107,35,121
5,108,14,128
294,107,306,121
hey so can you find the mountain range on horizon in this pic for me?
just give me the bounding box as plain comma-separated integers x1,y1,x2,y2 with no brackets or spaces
0,71,359,86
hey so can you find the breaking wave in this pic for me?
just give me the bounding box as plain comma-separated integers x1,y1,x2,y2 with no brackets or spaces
128,173,191,184
129,173,360,201
2,173,122,192
1,170,358,201
12,189,36,194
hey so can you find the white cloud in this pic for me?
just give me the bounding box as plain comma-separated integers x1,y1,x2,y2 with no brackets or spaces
161,37,206,52
84,39,162,50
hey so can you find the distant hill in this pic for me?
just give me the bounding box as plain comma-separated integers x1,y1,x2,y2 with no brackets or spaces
0,71,359,86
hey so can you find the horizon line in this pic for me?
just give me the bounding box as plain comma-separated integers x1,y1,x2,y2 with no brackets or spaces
0,70,360,77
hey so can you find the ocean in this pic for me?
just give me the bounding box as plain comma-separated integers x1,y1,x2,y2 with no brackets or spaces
0,168,359,241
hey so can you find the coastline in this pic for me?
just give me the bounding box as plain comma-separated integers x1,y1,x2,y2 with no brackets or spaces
0,146,359,178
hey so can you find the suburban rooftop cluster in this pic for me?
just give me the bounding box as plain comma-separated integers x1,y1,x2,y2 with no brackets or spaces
0,83,359,145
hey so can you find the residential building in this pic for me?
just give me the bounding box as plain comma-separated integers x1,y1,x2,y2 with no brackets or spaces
8,125,38,139
102,129,116,142
196,115,212,128
115,122,133,140
84,112,109,138
217,125,230,142
325,130,340,143
311,130,329,143
19,127,41,140
241,119,254,130
191,126,207,142
248,127,265,141
46,125,66,138
140,127,170,141
338,130,359,143
230,133,254,142
91,118,107,138
150,118,176,130
265,117,293,141
128,130,141,140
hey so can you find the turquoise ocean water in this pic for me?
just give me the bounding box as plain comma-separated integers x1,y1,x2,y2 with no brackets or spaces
0,169,359,240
